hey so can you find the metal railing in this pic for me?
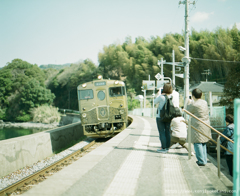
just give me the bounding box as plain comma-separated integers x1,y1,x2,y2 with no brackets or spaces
182,109,234,179
58,109,80,114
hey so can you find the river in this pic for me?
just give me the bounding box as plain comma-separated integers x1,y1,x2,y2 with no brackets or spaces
0,127,47,141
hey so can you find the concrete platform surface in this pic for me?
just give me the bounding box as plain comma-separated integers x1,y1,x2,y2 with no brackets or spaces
22,115,233,196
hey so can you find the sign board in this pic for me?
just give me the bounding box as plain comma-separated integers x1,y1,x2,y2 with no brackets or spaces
155,73,163,80
156,80,168,89
135,95,144,101
175,74,184,78
142,80,155,90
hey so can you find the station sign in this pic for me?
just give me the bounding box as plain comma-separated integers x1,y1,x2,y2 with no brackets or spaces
156,80,168,89
175,74,184,78
142,80,155,90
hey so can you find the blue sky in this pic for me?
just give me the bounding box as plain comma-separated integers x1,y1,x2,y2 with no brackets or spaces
0,0,239,68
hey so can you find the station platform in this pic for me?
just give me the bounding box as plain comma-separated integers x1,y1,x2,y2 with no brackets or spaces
22,115,233,196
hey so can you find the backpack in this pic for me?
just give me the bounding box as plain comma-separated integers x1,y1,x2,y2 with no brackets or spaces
160,95,176,122
221,127,234,148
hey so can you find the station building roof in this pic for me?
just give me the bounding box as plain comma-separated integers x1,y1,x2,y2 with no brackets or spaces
189,81,224,93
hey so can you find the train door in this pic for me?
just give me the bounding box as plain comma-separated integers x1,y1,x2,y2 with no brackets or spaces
96,89,109,120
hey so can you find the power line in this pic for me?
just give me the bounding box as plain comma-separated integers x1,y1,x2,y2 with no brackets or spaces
189,0,197,14
190,57,240,64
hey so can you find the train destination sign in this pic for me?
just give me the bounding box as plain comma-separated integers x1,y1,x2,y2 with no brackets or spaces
95,81,106,86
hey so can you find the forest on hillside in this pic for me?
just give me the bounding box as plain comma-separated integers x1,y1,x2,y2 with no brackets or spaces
39,63,71,70
0,26,239,121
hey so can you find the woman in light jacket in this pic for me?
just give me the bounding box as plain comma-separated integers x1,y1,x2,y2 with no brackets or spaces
187,88,212,166
154,83,179,153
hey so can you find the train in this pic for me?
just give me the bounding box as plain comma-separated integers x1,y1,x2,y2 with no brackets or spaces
77,75,128,138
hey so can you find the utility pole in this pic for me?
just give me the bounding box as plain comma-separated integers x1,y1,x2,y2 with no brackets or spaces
179,0,195,110
201,69,211,82
157,52,184,87
172,50,175,86
157,58,166,82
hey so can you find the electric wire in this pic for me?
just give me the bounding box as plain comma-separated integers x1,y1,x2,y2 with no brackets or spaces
189,0,197,15
190,57,240,64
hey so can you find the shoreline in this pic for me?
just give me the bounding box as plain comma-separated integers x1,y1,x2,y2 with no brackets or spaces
0,121,59,129
0,114,80,129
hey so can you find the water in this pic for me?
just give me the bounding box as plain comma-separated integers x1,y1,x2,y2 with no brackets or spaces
0,128,47,141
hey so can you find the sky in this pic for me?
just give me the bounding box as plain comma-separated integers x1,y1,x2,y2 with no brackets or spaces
0,0,240,68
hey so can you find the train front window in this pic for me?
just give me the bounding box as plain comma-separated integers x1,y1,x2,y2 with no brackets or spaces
109,86,125,97
78,90,93,100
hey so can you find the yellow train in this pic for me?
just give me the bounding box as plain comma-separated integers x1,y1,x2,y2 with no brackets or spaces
77,75,128,138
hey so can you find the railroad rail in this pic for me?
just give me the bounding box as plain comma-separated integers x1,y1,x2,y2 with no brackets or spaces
0,139,96,196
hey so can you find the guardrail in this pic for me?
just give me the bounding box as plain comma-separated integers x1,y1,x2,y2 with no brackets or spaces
182,108,234,179
58,109,80,114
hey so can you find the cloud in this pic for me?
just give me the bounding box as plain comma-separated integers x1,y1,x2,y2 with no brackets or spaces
191,12,214,23
236,23,240,29
229,23,240,30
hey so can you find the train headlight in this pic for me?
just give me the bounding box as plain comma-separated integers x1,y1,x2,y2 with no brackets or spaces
119,109,124,114
82,83,87,88
97,75,102,80
114,81,119,85
82,113,87,118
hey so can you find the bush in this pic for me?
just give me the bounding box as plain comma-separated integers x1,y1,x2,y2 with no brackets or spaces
16,113,31,122
128,97,140,111
31,105,61,124
0,107,6,120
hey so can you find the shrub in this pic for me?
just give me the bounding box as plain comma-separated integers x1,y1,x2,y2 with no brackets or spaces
128,97,140,111
16,113,31,122
31,105,61,124
0,107,6,120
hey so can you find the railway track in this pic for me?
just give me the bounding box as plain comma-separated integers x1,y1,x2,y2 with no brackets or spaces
0,139,105,196
0,117,132,196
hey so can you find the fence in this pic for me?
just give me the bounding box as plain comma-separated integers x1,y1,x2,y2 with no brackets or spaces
128,108,157,118
234,99,240,196
209,106,226,127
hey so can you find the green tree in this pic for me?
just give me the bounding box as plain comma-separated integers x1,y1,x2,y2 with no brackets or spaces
0,59,55,121
127,88,140,111
220,61,240,114
19,78,55,110
49,59,98,110
98,44,129,80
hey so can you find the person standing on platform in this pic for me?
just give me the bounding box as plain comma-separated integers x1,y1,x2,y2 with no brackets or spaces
220,114,234,176
187,88,212,166
154,82,179,153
